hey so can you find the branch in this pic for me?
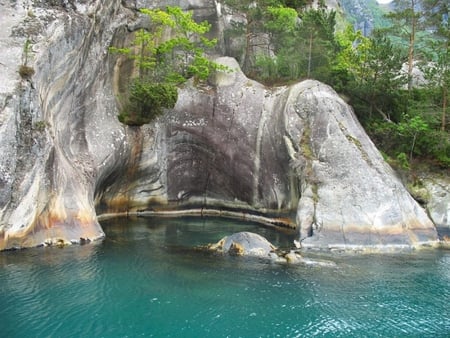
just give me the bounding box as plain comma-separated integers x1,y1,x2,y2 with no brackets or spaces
374,106,393,123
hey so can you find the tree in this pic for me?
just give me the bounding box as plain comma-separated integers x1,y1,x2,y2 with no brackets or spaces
297,6,336,80
385,0,424,91
421,40,449,132
333,27,406,122
223,0,338,83
421,1,449,131
224,0,283,73
112,6,220,83
253,5,337,84
396,114,430,161
253,5,299,82
110,6,224,125
19,39,35,80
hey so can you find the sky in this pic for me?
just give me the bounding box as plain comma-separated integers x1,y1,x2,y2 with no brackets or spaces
377,0,393,4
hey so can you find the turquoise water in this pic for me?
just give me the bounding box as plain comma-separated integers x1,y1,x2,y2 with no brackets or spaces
1,216,449,337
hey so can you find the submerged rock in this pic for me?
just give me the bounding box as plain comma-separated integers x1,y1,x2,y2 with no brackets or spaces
284,251,336,267
205,232,337,267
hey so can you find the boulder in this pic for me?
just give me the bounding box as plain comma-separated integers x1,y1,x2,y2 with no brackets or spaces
206,233,337,267
208,231,277,257
422,175,450,228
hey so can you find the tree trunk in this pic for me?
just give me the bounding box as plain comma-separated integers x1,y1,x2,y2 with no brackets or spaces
410,132,417,162
307,31,313,78
407,0,416,91
442,84,447,131
243,16,253,74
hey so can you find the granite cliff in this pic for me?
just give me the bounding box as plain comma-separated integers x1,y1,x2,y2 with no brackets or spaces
0,0,443,250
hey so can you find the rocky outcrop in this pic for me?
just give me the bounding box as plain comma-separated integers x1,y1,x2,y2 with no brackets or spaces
204,231,337,266
340,0,386,36
422,175,450,228
0,0,440,251
99,56,438,250
0,0,129,248
285,79,437,250
207,231,277,256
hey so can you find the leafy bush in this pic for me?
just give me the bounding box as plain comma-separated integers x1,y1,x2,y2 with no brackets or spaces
396,152,410,170
368,110,450,168
110,6,225,126
118,80,178,126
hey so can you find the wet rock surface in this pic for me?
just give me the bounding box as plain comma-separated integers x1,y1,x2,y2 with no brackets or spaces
204,231,337,266
207,231,277,257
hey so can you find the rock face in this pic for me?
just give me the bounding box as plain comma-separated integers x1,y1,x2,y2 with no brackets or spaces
0,1,129,248
285,80,437,250
0,0,439,250
422,175,450,228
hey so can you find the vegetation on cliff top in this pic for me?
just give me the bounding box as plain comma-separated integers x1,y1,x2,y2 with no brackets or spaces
110,6,225,126
223,0,449,169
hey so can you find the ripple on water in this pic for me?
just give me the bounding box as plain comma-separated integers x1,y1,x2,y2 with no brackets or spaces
1,217,449,337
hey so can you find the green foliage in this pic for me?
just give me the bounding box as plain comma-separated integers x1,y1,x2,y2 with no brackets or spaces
226,0,450,169
297,7,337,80
396,114,429,159
265,6,298,36
106,3,450,167
252,5,300,83
223,0,338,82
110,6,225,126
419,8,449,132
118,80,178,126
368,92,450,168
22,39,33,66
279,0,311,9
251,6,338,84
396,152,410,170
254,55,281,84
332,27,406,123
114,6,220,84
19,39,35,80
330,2,449,169
224,0,283,72
227,1,450,169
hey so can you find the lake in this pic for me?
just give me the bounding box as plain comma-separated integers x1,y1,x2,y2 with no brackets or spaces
1,216,449,337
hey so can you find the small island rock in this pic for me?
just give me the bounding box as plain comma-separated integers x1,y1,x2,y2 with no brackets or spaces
208,231,277,257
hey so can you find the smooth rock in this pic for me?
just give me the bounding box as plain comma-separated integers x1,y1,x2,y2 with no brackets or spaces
208,231,277,257
422,175,450,228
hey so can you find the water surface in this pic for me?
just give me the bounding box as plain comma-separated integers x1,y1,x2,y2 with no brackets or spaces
1,216,449,337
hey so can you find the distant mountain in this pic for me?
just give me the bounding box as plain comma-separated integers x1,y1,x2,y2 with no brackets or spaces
337,0,393,35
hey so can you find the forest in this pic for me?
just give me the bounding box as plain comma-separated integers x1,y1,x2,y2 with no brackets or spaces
223,0,449,170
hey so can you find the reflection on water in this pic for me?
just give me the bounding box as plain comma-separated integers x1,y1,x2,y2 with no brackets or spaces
0,216,449,337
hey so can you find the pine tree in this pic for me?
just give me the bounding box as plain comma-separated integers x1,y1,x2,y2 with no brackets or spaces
110,6,223,125
386,0,423,90
421,0,449,131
